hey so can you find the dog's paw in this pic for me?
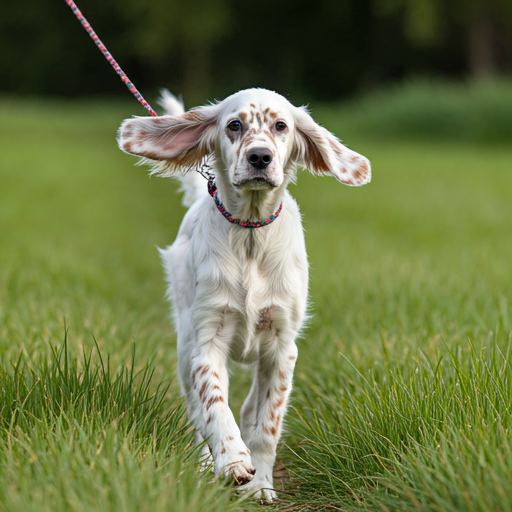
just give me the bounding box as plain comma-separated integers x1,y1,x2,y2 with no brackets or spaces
217,447,255,486
222,459,256,486
240,477,277,502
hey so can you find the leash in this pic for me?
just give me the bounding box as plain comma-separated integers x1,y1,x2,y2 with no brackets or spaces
65,0,282,228
64,0,157,117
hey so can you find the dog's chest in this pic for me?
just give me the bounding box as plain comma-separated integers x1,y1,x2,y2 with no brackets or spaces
229,232,277,310
224,228,305,331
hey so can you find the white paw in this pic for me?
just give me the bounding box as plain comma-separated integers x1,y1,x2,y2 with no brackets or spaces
222,460,256,486
240,477,277,502
217,447,255,486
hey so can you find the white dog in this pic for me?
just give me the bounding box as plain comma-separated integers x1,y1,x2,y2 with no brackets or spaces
118,88,371,501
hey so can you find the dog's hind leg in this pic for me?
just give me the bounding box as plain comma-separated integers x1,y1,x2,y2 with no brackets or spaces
240,365,258,443
241,338,298,501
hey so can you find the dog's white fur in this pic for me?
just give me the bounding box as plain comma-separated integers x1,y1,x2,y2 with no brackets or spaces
118,88,371,501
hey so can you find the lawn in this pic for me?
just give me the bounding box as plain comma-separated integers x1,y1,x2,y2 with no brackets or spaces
1,87,512,511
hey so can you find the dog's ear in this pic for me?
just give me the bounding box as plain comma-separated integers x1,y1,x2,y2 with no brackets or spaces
117,105,219,176
293,107,371,186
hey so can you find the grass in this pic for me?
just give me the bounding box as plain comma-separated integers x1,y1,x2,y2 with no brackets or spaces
0,341,239,512
1,80,512,511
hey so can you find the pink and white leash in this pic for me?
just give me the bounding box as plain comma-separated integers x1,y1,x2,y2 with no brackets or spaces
64,0,157,117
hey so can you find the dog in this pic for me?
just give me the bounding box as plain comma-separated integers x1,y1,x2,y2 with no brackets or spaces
118,88,371,501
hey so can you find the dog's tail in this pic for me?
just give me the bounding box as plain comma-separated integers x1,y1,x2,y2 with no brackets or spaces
158,89,209,208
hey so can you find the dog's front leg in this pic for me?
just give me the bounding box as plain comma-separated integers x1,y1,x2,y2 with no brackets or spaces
189,341,255,485
242,340,298,501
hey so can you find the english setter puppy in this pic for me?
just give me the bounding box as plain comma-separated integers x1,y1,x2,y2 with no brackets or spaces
118,88,371,501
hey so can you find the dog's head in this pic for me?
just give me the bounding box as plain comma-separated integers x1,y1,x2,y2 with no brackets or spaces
118,88,371,190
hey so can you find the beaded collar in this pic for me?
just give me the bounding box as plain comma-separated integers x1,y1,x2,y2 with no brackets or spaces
207,177,283,229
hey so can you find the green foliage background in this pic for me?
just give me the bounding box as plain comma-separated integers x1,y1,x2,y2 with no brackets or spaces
1,0,512,102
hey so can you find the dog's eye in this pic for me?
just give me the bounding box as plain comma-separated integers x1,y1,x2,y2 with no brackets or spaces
227,120,241,132
275,121,287,132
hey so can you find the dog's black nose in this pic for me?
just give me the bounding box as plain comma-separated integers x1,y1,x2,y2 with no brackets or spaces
247,148,273,169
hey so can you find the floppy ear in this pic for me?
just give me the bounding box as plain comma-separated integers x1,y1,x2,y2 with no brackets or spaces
293,107,371,186
117,104,219,176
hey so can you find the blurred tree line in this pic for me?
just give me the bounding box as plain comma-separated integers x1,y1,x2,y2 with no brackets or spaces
1,0,511,103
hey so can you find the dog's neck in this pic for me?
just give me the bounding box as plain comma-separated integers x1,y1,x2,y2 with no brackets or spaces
213,171,287,225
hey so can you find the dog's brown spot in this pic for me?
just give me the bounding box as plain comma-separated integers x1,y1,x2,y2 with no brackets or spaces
212,384,221,391
351,154,360,163
221,447,226,454
123,129,133,139
243,133,255,146
250,103,256,108
200,366,210,377
257,306,276,332
239,112,247,122
199,381,208,401
330,142,344,158
213,372,220,380
270,410,275,421
289,356,296,360
206,415,212,425
280,385,287,392
181,110,207,123
227,436,234,441
138,130,149,143
353,169,363,181
263,426,270,434
270,426,277,436
192,365,204,385
275,397,284,408
206,395,224,411
267,389,271,399
278,370,286,380
262,129,278,149
243,127,259,146
298,127,330,173
123,141,133,153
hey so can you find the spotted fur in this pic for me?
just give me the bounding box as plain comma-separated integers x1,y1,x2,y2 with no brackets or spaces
117,88,371,502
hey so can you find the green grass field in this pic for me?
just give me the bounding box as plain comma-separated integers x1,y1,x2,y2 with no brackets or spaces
1,85,512,511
